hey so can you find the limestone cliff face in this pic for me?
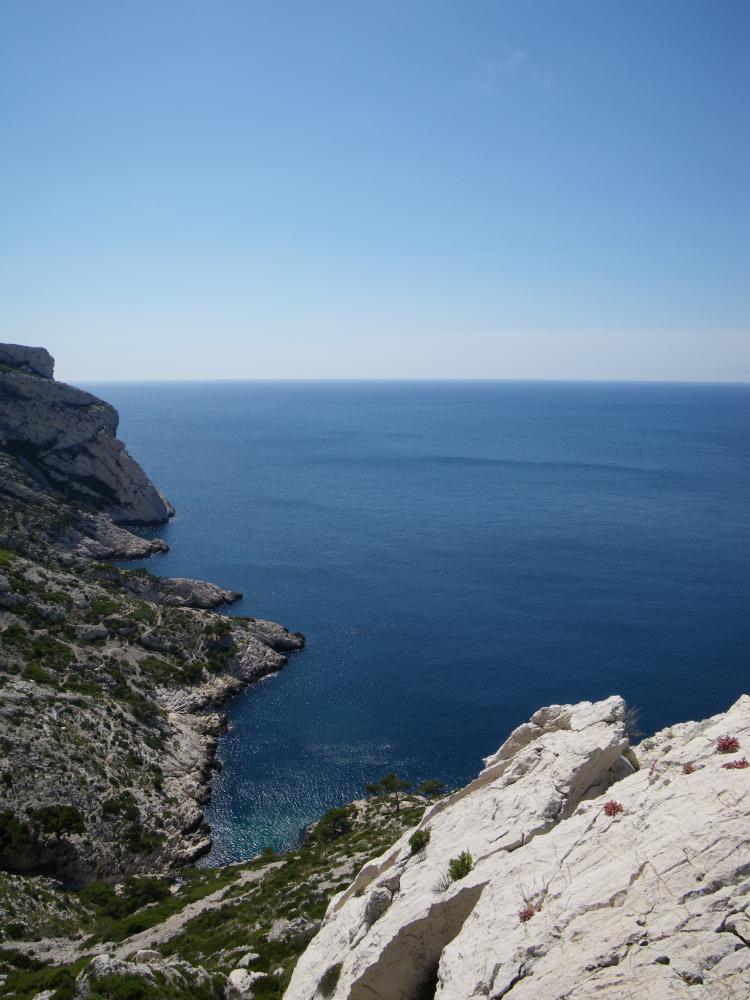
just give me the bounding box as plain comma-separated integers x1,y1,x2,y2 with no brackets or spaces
0,343,172,524
286,695,750,1000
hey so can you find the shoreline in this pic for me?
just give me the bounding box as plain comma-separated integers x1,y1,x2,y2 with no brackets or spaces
0,345,305,883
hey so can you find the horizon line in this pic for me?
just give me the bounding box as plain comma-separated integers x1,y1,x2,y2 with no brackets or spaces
71,375,750,386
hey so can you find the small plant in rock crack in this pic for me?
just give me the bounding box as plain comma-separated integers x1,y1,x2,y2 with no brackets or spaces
433,870,453,893
682,762,696,775
409,828,431,856
518,904,536,923
318,961,343,998
603,800,624,817
716,735,740,754
448,850,474,881
722,757,749,770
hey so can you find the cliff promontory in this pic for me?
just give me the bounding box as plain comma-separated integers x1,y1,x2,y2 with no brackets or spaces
0,344,172,525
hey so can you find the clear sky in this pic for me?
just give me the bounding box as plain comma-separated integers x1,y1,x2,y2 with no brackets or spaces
1,1,748,381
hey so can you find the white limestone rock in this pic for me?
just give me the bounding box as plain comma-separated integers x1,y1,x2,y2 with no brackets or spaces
285,694,750,1000
76,952,212,997
226,968,266,996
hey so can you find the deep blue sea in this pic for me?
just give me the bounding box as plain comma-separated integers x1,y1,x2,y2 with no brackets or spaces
84,380,750,865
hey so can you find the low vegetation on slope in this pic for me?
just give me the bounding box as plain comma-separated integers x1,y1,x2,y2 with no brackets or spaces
0,795,429,998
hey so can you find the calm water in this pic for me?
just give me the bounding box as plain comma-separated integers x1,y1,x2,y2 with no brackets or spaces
84,380,750,864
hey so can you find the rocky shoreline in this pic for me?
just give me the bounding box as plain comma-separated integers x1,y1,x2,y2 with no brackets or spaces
0,343,304,883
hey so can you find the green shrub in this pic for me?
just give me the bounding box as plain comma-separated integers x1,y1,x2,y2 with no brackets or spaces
138,656,175,684
79,882,119,911
417,779,446,799
125,823,163,854
311,807,354,844
80,876,171,921
22,663,55,686
102,793,140,822
86,973,153,999
0,810,35,859
1,961,79,1000
205,620,232,636
1,623,28,647
29,635,74,671
409,828,430,855
448,850,473,882
87,596,121,618
318,962,342,998
181,661,204,684
29,805,84,838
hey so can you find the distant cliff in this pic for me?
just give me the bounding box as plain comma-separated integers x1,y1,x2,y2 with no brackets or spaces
0,343,172,525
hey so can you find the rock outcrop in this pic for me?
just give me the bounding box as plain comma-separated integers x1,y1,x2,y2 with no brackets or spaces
0,343,172,524
286,695,750,1000
0,342,55,379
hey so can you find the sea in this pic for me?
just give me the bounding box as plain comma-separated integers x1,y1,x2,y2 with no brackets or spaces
82,380,750,865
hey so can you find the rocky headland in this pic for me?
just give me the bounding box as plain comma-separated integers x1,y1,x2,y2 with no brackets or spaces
0,344,304,885
0,343,172,526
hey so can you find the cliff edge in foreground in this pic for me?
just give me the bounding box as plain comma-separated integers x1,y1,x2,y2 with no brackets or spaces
287,695,750,1000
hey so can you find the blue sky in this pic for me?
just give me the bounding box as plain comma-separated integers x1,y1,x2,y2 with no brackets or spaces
1,0,748,381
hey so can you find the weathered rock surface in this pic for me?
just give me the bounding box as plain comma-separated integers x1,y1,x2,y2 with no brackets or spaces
76,952,212,996
286,695,750,1000
0,342,172,524
0,342,55,378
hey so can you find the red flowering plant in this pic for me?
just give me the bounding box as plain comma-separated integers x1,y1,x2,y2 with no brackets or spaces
518,904,536,923
603,800,624,817
722,757,749,770
716,735,740,754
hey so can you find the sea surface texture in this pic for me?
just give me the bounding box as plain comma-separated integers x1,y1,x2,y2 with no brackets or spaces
85,380,750,864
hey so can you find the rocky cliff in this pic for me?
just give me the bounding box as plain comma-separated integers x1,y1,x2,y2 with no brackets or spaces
0,344,304,884
286,695,750,1000
0,343,172,525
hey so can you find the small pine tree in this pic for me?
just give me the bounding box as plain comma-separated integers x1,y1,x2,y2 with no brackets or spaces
448,850,473,881
365,773,412,812
417,779,446,799
409,828,431,855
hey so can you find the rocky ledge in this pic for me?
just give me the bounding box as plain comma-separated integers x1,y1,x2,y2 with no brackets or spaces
287,694,750,1000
